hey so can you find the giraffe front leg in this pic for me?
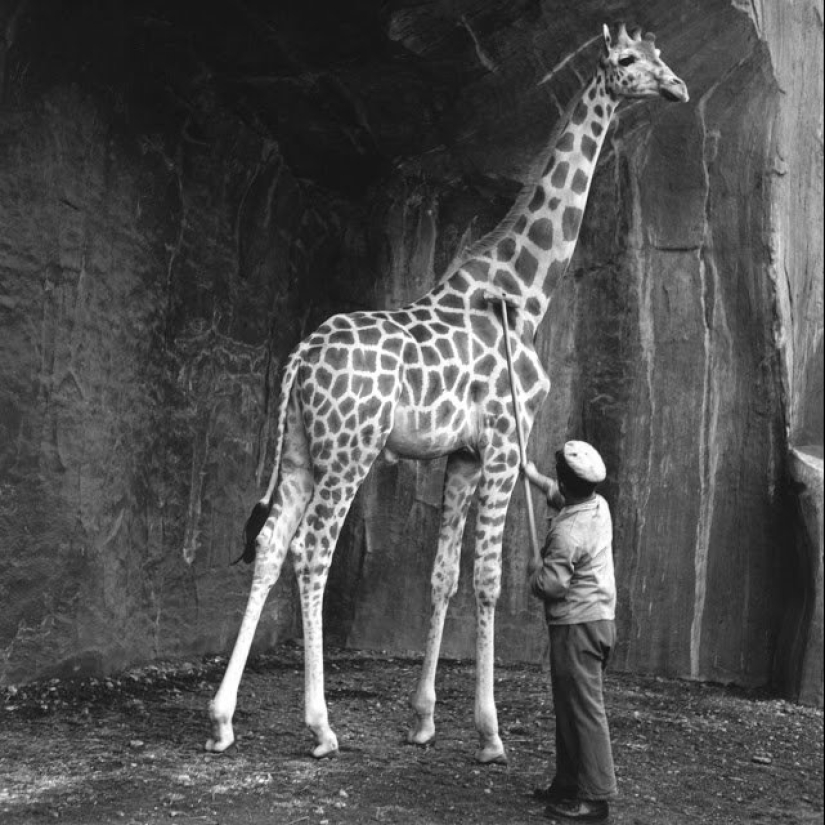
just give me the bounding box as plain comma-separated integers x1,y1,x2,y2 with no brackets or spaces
471,456,520,765
407,602,446,746
474,597,506,765
408,451,481,746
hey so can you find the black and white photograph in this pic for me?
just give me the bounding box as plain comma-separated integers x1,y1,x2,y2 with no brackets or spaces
1,2,822,823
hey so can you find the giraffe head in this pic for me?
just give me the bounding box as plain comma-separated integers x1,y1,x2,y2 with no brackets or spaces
601,23,689,103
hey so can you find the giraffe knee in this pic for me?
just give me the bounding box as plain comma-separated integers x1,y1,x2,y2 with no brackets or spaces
473,572,501,606
431,567,459,602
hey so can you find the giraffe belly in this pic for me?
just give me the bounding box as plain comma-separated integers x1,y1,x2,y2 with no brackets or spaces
384,404,477,461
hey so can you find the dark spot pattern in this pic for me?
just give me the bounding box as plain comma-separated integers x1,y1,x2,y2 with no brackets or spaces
496,237,516,260
451,275,471,293
514,351,539,387
543,257,570,296
514,248,538,283
421,345,439,366
581,135,598,161
469,380,488,402
572,100,588,124
550,161,569,188
353,349,377,371
377,373,394,396
475,354,497,376
513,215,528,233
435,338,453,359
474,316,498,348
562,206,583,241
437,311,465,327
410,324,433,343
406,367,424,398
548,197,561,210
591,121,603,137
423,374,442,407
463,259,490,279
528,187,545,212
571,169,588,194
439,293,465,310
453,331,470,361
359,327,382,346
315,367,333,389
556,132,575,152
493,269,521,296
443,364,460,392
351,374,373,397
435,400,453,427
527,218,554,250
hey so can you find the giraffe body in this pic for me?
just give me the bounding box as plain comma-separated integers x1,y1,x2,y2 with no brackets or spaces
206,24,688,762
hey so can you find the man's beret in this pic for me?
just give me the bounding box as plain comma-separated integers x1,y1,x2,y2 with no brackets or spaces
562,440,606,484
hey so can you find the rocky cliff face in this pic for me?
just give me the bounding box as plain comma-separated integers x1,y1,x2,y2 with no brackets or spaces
0,0,821,703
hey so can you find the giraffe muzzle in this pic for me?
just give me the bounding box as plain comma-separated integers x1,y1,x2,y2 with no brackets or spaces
660,77,689,103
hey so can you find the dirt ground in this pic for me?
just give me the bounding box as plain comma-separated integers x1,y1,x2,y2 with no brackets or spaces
1,644,822,825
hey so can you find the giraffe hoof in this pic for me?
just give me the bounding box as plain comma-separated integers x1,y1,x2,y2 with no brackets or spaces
205,709,235,753
205,732,234,753
311,742,339,760
475,744,508,765
407,728,435,747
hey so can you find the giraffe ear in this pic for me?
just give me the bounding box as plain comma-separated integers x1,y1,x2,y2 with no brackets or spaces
602,24,612,52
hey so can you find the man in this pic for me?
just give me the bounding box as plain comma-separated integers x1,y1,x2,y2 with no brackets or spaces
523,440,617,823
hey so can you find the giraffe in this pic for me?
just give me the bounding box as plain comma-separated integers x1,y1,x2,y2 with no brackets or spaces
206,23,688,763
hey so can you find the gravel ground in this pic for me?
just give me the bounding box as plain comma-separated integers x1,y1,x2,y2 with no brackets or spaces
1,644,822,824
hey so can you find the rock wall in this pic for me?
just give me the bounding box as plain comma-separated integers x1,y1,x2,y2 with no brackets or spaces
0,0,821,703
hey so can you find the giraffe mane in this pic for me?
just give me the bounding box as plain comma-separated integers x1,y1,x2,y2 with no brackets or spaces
440,78,589,280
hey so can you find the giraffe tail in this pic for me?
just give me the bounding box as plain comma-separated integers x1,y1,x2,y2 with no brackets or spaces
233,345,304,565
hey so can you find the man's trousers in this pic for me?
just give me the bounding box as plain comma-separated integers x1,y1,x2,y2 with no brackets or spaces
548,619,618,801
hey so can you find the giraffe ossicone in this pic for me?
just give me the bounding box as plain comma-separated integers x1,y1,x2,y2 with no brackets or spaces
206,23,688,763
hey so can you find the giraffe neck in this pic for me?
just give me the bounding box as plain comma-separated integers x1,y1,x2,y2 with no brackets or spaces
464,67,617,339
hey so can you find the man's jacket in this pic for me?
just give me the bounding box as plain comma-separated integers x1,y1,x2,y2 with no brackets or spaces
529,494,616,625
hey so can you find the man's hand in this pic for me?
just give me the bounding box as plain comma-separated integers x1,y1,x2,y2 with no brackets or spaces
527,556,542,577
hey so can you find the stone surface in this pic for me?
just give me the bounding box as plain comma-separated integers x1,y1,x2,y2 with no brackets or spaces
0,0,821,705
778,448,824,707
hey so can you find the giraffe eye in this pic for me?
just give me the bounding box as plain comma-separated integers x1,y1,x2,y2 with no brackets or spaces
618,56,637,66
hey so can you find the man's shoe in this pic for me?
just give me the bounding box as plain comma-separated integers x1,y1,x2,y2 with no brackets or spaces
533,784,577,804
544,798,609,822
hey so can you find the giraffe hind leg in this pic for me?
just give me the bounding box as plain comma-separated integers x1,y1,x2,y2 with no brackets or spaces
206,401,312,752
292,443,390,758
